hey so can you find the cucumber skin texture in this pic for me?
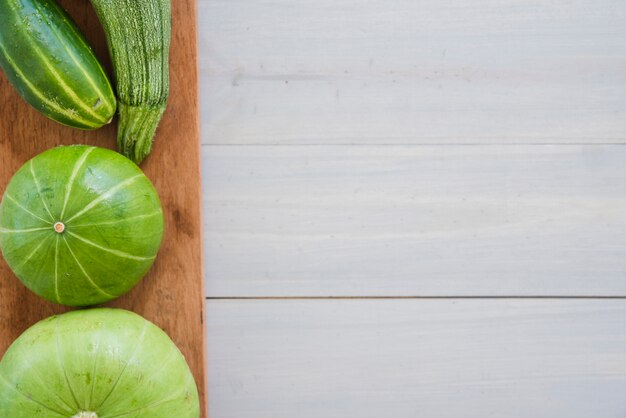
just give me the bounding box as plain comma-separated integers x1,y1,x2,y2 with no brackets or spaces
0,0,116,129
0,145,164,307
0,309,200,418
89,0,171,163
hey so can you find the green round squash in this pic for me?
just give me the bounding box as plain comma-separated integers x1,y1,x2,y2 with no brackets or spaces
0,308,200,418
0,145,164,306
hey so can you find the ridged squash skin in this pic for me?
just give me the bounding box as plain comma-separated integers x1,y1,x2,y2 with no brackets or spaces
0,145,164,306
0,308,200,418
89,0,171,163
0,0,116,129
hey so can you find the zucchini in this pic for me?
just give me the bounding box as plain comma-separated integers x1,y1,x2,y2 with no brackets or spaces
0,0,116,129
89,0,171,164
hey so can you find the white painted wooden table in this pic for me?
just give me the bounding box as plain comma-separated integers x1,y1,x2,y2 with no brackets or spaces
198,1,626,416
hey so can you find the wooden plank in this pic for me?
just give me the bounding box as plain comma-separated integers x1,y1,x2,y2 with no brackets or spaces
207,299,626,418
0,0,207,416
198,0,626,145
203,145,626,297
199,75,626,145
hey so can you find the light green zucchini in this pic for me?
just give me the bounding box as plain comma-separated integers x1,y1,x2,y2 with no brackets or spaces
0,0,116,129
89,0,172,163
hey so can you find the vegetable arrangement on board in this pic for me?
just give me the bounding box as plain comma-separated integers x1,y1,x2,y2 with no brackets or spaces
0,0,171,164
0,0,201,416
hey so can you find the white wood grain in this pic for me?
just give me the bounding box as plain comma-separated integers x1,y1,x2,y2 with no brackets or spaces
203,144,626,297
207,299,626,418
198,0,626,144
199,2,626,415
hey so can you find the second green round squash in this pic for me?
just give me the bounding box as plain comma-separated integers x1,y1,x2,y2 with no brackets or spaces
0,308,200,417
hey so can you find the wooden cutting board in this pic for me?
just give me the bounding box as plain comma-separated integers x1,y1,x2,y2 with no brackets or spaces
0,0,207,416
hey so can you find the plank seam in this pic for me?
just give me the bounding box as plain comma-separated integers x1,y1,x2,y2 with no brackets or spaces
205,296,626,300
201,143,626,147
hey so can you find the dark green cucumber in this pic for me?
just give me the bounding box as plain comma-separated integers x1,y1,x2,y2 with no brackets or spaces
0,0,116,129
89,0,171,164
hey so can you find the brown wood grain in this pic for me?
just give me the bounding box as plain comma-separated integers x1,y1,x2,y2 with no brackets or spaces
0,0,207,416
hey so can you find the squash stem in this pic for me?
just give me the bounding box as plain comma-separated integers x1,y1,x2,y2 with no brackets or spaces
118,102,166,164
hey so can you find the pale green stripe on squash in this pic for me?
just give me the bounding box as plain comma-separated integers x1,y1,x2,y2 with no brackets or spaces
69,211,162,228
54,320,82,410
2,340,77,415
60,147,96,219
0,371,68,417
66,231,156,261
9,235,53,275
61,236,116,299
29,160,55,221
95,322,149,410
54,234,61,304
0,227,51,233
65,174,144,223
2,194,52,224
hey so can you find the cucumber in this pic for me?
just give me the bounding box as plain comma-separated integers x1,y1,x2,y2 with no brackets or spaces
89,0,171,163
0,0,116,129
